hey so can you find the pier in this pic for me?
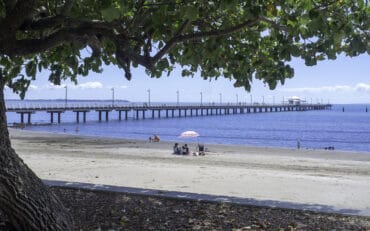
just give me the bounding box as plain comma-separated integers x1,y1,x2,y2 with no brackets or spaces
6,103,332,125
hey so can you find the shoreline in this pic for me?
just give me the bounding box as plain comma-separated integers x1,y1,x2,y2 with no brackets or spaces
10,127,370,157
8,128,370,216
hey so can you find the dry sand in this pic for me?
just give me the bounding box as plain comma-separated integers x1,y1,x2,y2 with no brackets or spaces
9,128,370,215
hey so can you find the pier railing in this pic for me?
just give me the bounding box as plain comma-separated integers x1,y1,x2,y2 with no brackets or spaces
5,103,332,125
6,102,331,110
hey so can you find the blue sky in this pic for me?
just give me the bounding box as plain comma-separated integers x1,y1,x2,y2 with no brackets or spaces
4,53,370,104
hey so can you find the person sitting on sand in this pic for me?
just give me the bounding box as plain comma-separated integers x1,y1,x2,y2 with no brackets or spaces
182,144,189,155
197,143,205,156
173,143,181,154
153,134,160,142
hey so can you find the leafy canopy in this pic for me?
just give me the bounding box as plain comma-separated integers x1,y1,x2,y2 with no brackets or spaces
0,0,368,98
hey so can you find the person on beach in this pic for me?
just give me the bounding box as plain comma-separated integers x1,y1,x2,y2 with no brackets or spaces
182,144,189,155
197,143,205,156
173,143,181,154
153,134,160,142
297,139,301,149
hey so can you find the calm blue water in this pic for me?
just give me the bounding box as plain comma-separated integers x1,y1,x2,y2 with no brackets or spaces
5,100,370,153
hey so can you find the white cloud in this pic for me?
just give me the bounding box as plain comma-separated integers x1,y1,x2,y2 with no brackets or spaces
355,83,370,92
280,84,357,93
28,82,104,90
28,83,65,90
46,83,65,89
75,81,103,89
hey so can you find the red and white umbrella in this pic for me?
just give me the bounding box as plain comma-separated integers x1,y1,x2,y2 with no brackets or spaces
179,130,199,138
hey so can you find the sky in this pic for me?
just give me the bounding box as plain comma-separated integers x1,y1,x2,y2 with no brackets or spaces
4,53,370,104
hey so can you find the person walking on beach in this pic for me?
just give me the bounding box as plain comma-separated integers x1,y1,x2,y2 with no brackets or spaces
297,139,301,149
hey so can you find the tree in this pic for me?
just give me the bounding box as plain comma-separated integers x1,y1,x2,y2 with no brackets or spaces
0,0,368,229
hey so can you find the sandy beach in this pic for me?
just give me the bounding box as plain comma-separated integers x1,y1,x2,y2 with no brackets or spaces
9,128,370,215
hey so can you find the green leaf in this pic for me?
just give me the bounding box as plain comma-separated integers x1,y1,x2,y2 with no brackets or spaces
157,58,169,71
25,61,36,80
350,36,366,53
308,9,319,19
0,56,10,68
304,56,317,66
9,66,21,79
101,6,121,22
184,6,198,20
290,45,301,57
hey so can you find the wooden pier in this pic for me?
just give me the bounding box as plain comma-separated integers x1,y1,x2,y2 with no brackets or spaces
6,103,332,125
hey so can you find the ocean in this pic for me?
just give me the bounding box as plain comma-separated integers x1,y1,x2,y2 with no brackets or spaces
5,100,370,153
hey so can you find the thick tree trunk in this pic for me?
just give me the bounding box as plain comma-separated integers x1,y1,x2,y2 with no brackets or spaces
0,81,74,230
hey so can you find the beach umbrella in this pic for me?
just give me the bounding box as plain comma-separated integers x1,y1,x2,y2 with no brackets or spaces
179,130,199,138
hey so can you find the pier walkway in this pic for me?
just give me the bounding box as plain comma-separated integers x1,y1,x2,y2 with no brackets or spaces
6,103,332,125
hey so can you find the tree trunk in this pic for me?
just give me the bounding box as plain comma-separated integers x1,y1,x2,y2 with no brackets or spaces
0,81,74,230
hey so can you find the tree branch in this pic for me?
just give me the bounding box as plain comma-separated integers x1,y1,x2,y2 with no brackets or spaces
0,0,37,38
174,19,190,37
27,17,121,33
0,22,152,73
0,25,117,56
152,17,260,64
25,15,66,31
4,30,80,56
259,16,288,32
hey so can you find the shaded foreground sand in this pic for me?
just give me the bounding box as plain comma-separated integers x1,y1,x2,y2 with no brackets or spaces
9,128,370,215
